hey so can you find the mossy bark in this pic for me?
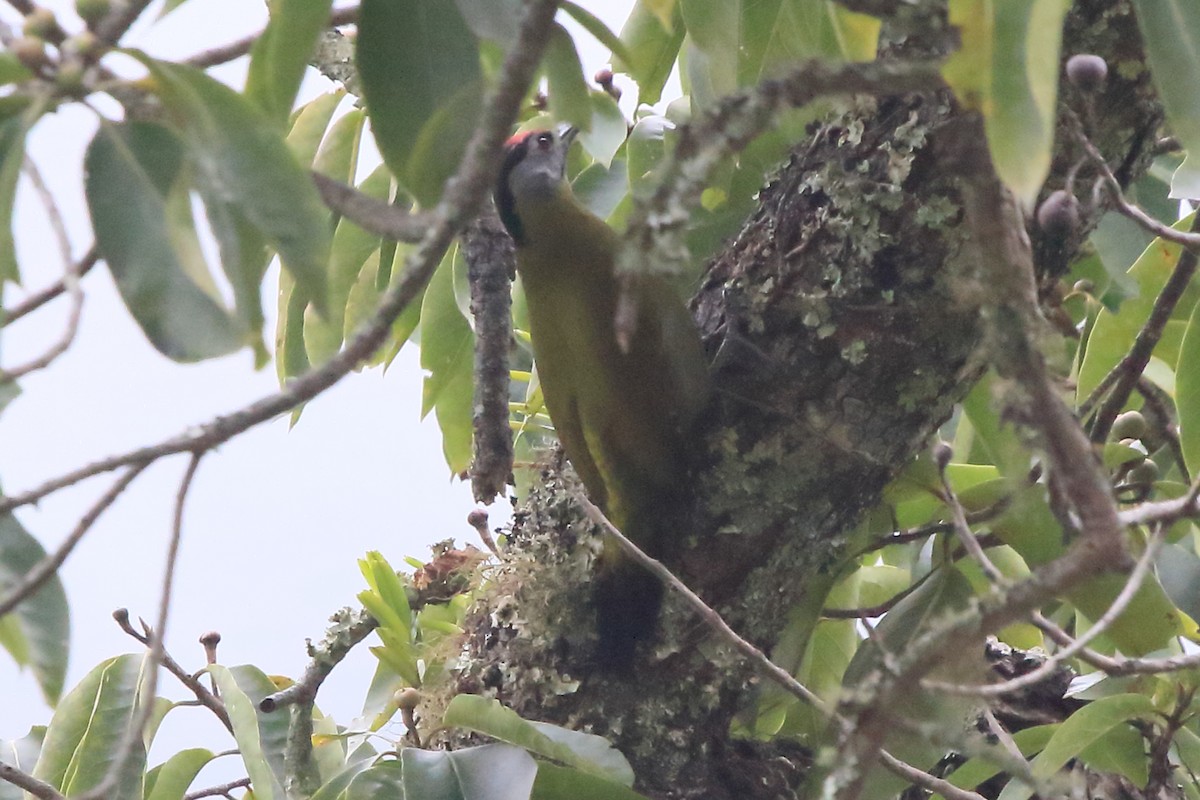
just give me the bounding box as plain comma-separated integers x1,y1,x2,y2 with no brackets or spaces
450,3,1162,798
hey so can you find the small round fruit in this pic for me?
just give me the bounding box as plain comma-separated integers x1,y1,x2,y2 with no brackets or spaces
23,8,56,38
11,37,48,70
1127,459,1159,486
1037,190,1080,239
1110,410,1147,441
396,687,421,710
75,0,110,28
1066,54,1108,93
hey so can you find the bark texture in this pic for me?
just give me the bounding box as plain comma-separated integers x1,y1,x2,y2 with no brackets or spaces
444,2,1164,798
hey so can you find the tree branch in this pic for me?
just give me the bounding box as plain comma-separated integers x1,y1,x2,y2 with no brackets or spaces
311,172,433,243
183,5,360,69
0,463,147,618
0,0,560,518
0,761,64,800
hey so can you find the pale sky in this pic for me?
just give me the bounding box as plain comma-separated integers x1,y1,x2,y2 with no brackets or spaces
0,0,640,770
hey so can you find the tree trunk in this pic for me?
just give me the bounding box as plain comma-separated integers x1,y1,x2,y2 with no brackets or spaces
450,2,1163,797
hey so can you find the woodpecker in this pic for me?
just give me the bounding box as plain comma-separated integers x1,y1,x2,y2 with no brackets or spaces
495,127,710,669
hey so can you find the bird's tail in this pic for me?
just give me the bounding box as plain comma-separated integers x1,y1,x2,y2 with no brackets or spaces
592,556,664,673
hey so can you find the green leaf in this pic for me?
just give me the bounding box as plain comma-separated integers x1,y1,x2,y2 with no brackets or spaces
405,80,486,209
420,248,475,473
942,725,1055,793
1157,542,1200,622
136,54,331,316
246,0,335,127
33,654,147,797
997,694,1157,800
287,89,348,165
531,763,650,800
310,752,377,800
942,0,1070,208
0,52,33,87
545,24,592,132
559,2,635,70
344,745,537,800
1130,0,1200,198
85,121,248,361
0,511,68,704
578,93,627,169
681,0,738,108
614,0,685,105
304,162,390,363
357,0,481,205
0,97,45,285
1178,296,1200,474
444,695,635,785
1077,213,1200,403
208,665,287,800
1078,720,1149,788
146,748,215,800
454,0,522,44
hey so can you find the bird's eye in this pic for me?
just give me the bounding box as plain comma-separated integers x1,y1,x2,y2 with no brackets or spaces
535,132,553,148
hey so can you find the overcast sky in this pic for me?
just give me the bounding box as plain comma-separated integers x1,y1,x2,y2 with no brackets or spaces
0,0,639,766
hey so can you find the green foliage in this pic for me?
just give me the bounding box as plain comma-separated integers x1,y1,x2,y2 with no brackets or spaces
0,510,68,704
941,0,1071,208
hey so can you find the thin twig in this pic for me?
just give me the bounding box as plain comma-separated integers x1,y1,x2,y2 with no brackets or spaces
1088,213,1200,443
0,0,553,516
113,609,232,733
184,777,251,800
184,5,360,69
80,453,201,800
311,172,433,243
0,463,148,618
1,247,98,328
924,522,1166,697
0,761,64,800
939,457,1005,583
576,491,986,800
0,159,84,383
1066,110,1200,252
92,0,156,44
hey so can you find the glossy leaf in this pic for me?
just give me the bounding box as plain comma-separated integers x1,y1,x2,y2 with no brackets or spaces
1077,213,1200,403
445,695,634,784
681,0,738,108
246,0,335,127
0,726,43,800
146,748,215,800
997,694,1156,800
943,725,1055,793
357,0,481,205
1130,0,1200,197
578,93,628,169
208,665,286,800
454,0,521,44
1178,296,1200,474
85,121,248,361
1157,542,1200,622
739,0,875,84
406,80,486,208
545,24,592,132
1078,720,1149,788
531,763,650,800
942,0,1070,208
33,654,146,797
0,511,68,704
0,97,44,285
559,2,634,70
345,745,537,800
614,0,685,105
138,55,331,315
287,90,348,164
305,160,388,363
420,248,474,473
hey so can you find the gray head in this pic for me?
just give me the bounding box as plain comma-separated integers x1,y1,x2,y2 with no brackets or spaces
495,126,577,245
